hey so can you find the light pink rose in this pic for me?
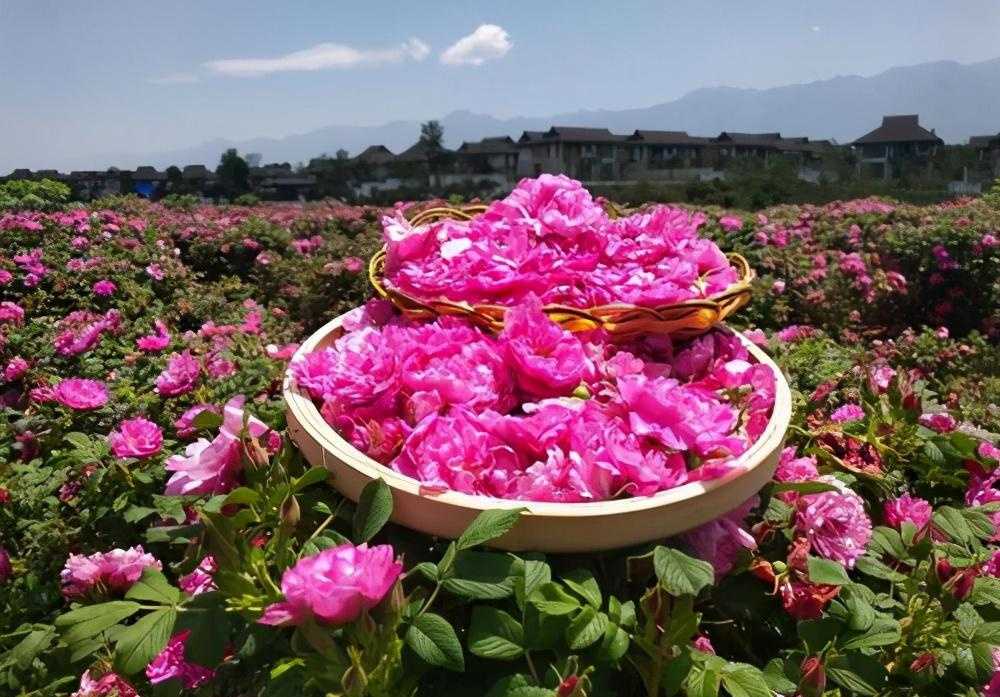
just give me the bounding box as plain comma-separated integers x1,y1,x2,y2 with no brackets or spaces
61,546,161,599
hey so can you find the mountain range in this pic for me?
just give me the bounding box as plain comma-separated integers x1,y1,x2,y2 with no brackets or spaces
77,56,1000,170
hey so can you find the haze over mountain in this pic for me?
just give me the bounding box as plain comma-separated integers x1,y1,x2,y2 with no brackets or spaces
58,57,1000,170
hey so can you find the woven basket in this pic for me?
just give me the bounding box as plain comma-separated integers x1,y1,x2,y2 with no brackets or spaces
369,203,754,340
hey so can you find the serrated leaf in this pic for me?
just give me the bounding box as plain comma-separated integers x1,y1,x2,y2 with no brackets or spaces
56,601,142,645
654,547,714,596
562,568,602,609
826,653,886,695
685,664,721,697
720,663,771,697
529,582,581,616
762,658,797,693
771,481,839,495
855,555,907,582
807,556,851,585
292,466,329,492
125,569,181,606
192,409,223,431
114,607,177,674
840,617,901,650
516,559,551,611
934,506,975,546
442,551,517,600
566,607,609,650
457,508,525,550
468,607,524,660
405,612,465,671
352,478,392,543
11,628,55,669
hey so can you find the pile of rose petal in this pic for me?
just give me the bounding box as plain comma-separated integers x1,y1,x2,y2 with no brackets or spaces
292,298,776,503
382,174,739,308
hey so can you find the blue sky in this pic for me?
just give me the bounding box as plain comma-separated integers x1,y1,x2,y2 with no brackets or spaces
2,0,999,169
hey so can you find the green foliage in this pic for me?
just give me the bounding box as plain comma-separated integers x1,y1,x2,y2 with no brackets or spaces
0,178,71,210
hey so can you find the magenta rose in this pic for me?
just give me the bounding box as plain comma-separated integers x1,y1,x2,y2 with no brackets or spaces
500,297,588,400
109,417,163,459
145,630,215,689
54,378,108,410
258,543,402,626
155,351,200,397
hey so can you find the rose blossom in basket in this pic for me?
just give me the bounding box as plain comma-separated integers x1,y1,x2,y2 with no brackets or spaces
258,543,402,627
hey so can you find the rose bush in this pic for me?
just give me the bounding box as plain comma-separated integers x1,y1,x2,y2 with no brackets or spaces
0,185,997,696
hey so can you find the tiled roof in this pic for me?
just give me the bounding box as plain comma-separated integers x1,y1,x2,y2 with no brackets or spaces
852,115,943,145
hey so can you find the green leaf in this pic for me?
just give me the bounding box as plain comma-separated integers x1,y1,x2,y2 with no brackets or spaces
442,551,518,600
973,621,1000,643
114,607,177,674
529,582,581,616
806,557,850,585
826,653,886,696
566,607,609,650
457,508,525,550
11,627,56,669
855,555,907,582
175,593,232,666
292,466,330,492
654,547,714,597
125,569,182,606
685,664,721,697
468,607,524,660
720,663,771,697
223,487,261,506
934,506,975,546
797,617,840,654
762,659,797,693
515,558,551,611
485,675,552,697
840,585,875,632
840,617,901,650
405,612,465,672
192,409,223,431
352,478,393,543
971,577,1000,608
562,568,602,609
770,480,839,495
55,601,142,644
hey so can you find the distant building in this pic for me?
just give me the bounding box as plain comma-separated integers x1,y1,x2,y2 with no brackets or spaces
970,133,1000,177
516,127,629,180
455,136,519,179
852,115,943,179
625,130,710,172
132,166,166,198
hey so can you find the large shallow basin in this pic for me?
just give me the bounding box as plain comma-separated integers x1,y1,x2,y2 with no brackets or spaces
283,311,792,553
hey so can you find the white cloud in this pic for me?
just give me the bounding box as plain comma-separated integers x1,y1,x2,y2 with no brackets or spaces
148,72,200,85
205,37,430,77
440,24,511,66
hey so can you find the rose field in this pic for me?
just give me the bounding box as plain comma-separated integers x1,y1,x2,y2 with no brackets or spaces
2,177,1000,697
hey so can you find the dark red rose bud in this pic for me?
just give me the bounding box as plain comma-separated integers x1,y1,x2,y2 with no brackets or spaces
798,656,826,697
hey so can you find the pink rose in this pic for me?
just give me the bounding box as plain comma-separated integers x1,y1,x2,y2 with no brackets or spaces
174,403,220,439
92,279,116,296
918,412,956,433
54,378,108,410
136,320,171,352
883,494,933,531
164,396,280,495
500,297,588,399
795,477,872,568
179,556,217,596
0,547,11,583
719,215,743,232
258,543,402,626
146,630,215,689
3,356,28,382
71,671,139,697
155,351,200,397
109,417,163,459
61,546,161,599
830,403,865,423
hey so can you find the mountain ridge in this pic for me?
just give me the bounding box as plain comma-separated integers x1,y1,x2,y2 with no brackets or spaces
51,56,1000,170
